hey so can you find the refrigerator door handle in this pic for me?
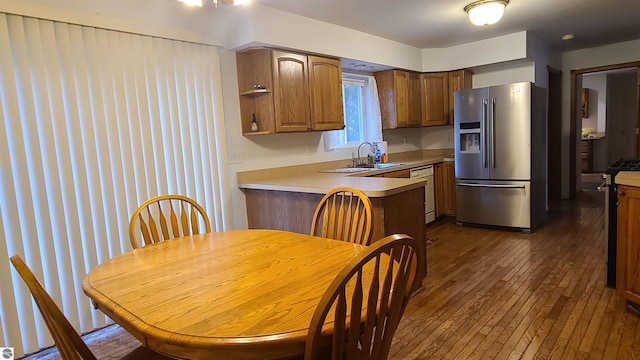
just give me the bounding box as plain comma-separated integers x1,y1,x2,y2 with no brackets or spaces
458,183,526,189
492,98,497,169
483,98,488,168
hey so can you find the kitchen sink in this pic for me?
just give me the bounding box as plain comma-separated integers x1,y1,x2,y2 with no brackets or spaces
375,163,403,169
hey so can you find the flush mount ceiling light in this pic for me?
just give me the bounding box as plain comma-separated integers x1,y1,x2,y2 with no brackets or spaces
178,0,249,7
464,0,509,26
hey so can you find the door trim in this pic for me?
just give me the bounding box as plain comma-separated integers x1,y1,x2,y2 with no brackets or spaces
569,61,640,199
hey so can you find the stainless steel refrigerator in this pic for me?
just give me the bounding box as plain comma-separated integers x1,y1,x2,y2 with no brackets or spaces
453,81,547,232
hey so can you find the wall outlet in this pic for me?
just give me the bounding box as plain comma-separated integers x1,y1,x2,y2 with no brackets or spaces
228,151,243,164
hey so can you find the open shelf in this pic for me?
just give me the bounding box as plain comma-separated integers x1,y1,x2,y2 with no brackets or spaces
243,131,272,136
240,89,271,96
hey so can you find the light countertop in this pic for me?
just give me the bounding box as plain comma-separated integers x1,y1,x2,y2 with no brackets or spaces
238,173,427,197
616,172,640,187
581,132,605,140
237,155,450,198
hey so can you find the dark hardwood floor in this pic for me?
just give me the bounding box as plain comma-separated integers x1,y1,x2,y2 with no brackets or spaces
23,189,634,360
389,189,637,360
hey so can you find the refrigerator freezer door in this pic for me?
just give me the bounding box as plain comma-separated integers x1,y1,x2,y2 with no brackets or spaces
490,82,532,180
454,87,490,180
456,180,532,230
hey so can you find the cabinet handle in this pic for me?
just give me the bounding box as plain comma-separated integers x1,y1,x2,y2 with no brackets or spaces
619,189,625,196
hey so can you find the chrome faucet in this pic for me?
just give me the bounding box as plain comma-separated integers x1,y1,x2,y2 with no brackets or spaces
356,142,376,167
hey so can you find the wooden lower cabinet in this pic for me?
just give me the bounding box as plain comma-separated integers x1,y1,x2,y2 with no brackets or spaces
443,161,456,216
435,164,445,217
435,162,456,217
244,187,427,285
581,140,593,173
617,185,640,305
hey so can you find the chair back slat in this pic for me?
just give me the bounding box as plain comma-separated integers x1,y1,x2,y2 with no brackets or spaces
158,201,172,239
178,201,189,236
10,255,97,360
347,271,363,358
311,187,373,245
190,205,201,234
168,201,180,239
305,234,423,360
129,195,211,249
138,213,153,246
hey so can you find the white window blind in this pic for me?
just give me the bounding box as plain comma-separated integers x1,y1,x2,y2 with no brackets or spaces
0,13,232,357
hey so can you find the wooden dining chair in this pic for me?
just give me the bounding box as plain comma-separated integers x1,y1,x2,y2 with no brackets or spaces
9,255,171,360
310,187,374,245
129,194,211,249
304,234,422,360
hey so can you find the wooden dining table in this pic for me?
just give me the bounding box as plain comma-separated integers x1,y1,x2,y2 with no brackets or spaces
82,229,367,360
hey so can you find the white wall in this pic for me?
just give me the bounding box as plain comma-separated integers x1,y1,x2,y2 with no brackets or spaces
421,32,528,71
471,59,536,88
0,0,227,45
227,4,424,71
582,74,607,132
421,126,454,151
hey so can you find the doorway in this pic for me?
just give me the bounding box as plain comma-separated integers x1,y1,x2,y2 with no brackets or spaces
569,62,640,198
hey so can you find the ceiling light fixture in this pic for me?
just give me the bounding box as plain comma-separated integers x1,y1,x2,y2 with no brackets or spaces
464,0,509,26
178,0,249,7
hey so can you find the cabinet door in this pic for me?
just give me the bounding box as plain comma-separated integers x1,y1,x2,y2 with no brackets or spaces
407,71,422,127
394,71,410,127
434,163,445,217
443,161,457,215
374,70,397,129
448,70,473,124
617,185,640,304
421,73,448,127
581,140,592,173
308,56,345,131
272,51,311,132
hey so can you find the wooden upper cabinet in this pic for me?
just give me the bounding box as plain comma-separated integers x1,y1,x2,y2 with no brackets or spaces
421,72,449,127
375,69,421,129
448,69,473,124
272,50,311,132
236,48,276,134
235,47,344,136
407,72,422,127
308,56,345,131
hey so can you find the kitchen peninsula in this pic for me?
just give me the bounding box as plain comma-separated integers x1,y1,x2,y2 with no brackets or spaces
237,151,453,285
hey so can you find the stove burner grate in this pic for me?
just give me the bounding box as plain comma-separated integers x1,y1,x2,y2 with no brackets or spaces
606,159,640,173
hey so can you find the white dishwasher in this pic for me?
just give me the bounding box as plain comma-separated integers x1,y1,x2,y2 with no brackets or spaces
410,165,435,224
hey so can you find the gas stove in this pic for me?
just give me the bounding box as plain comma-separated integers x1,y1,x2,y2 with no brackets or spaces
606,159,640,174
604,159,640,288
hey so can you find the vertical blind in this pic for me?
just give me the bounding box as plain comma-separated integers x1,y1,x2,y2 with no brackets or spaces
0,13,232,357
